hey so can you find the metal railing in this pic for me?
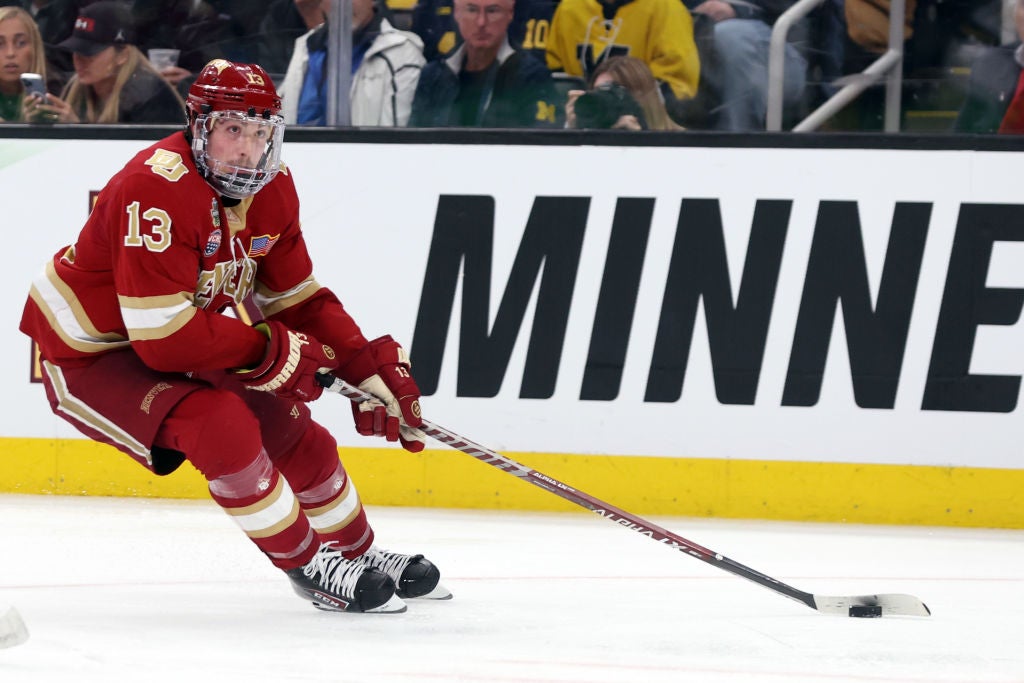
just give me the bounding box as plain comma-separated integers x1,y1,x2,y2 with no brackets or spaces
766,0,906,132
1002,0,1017,45
325,0,353,127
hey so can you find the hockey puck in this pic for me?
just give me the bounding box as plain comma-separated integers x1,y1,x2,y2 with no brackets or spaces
848,604,883,618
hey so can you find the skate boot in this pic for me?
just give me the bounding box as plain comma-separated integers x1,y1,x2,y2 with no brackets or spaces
357,546,452,600
286,543,406,613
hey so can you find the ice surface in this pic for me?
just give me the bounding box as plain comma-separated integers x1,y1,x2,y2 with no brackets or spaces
0,493,1021,682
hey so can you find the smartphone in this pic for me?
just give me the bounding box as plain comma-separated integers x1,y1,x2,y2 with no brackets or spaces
20,73,46,101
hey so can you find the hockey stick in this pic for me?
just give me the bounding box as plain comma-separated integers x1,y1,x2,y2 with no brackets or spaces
0,605,29,649
317,375,930,618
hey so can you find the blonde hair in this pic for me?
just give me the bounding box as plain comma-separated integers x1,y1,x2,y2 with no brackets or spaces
0,6,47,110
61,45,184,123
590,56,684,132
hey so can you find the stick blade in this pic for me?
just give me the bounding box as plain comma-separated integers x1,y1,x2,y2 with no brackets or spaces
813,593,931,618
0,606,29,649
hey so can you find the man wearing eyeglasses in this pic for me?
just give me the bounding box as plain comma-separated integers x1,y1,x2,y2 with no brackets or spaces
409,0,558,127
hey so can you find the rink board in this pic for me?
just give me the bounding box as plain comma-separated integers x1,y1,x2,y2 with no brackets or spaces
3,130,1024,528
3,437,1021,529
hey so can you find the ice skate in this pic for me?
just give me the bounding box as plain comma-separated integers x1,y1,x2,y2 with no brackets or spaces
286,543,406,613
357,546,452,600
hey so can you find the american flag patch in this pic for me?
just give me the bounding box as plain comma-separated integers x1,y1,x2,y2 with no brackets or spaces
248,234,280,257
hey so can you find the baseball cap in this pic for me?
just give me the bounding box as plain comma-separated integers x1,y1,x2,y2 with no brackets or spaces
57,2,135,57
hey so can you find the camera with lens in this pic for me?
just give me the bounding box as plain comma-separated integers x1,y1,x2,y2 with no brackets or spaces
574,82,647,130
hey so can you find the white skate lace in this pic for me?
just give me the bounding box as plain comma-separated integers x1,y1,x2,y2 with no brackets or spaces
361,547,412,583
303,544,364,598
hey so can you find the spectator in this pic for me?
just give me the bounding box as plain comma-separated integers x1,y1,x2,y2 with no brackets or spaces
545,0,699,119
691,0,809,131
508,0,558,63
412,0,557,63
280,0,425,126
131,0,290,93
126,3,215,99
843,0,916,72
0,5,50,122
265,0,329,38
409,0,557,127
259,0,331,76
131,0,193,57
0,0,80,84
412,0,458,59
27,1,185,123
0,0,77,41
565,55,683,130
172,0,273,75
199,0,268,59
800,0,916,132
954,0,1023,134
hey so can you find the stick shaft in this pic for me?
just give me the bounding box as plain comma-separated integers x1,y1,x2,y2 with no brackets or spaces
428,416,815,608
324,377,816,609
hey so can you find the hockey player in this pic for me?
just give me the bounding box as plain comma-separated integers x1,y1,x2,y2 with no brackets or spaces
20,58,449,614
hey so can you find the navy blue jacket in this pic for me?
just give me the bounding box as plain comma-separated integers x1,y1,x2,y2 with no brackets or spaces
409,40,557,128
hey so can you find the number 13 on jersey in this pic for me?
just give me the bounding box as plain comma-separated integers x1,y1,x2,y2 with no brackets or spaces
124,201,172,253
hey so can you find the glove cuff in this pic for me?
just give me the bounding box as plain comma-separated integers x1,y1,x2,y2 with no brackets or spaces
368,335,408,366
335,343,377,385
336,335,409,384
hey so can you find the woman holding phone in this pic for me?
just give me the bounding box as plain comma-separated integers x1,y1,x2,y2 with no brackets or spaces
24,2,184,125
0,5,50,123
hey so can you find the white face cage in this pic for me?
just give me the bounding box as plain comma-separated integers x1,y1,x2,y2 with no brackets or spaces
191,111,285,199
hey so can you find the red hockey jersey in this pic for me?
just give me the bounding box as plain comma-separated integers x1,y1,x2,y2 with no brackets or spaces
21,132,367,373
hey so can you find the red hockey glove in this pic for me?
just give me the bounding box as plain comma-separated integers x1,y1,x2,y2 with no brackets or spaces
337,335,426,453
236,320,338,402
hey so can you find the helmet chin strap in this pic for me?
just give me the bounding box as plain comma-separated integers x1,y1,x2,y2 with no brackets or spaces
256,134,277,172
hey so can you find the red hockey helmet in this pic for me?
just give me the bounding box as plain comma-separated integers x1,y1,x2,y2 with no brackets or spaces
186,59,282,119
186,60,285,199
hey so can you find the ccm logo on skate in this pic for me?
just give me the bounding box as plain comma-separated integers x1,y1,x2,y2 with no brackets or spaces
312,591,350,610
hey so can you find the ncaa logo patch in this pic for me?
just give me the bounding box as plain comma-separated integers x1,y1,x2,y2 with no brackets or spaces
204,229,222,256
